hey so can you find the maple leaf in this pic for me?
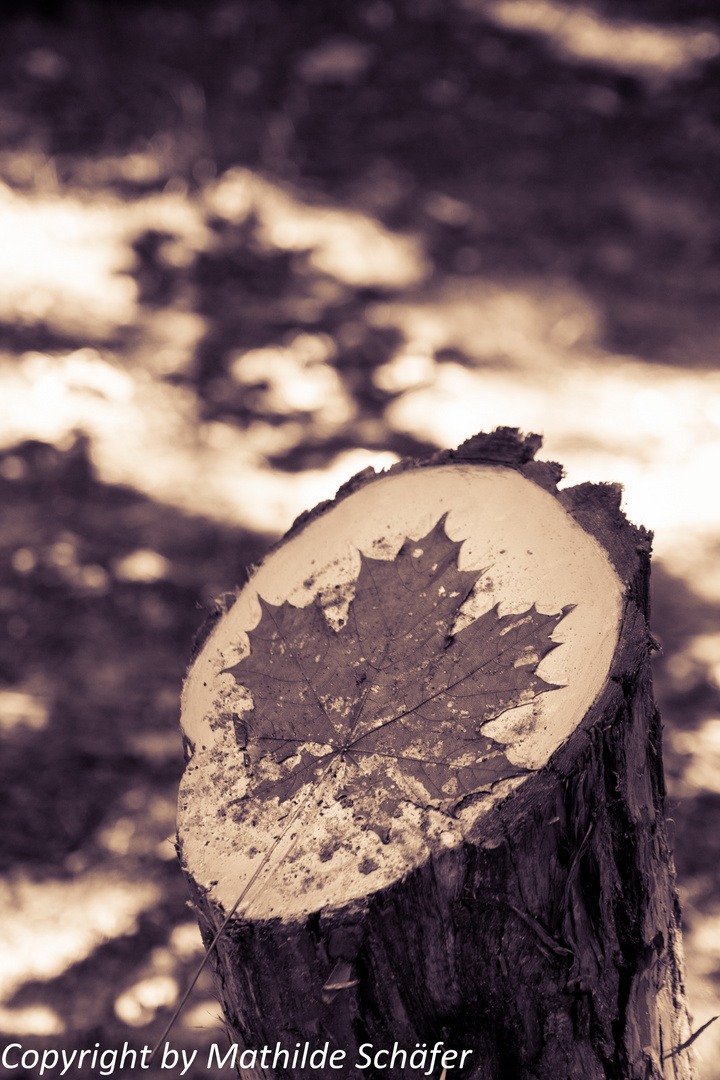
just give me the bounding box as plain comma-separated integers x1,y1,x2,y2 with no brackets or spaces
225,516,571,825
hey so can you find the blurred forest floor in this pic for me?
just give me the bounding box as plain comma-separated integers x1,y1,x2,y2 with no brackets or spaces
2,0,720,1076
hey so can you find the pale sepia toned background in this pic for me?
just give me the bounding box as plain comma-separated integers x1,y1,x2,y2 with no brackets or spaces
2,0,720,1076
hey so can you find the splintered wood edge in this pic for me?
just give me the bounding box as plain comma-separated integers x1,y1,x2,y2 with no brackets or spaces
178,428,640,921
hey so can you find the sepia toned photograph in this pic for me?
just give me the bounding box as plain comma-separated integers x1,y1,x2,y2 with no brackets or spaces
1,0,720,1077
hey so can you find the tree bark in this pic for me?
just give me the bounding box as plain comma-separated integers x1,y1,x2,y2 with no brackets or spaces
178,428,693,1079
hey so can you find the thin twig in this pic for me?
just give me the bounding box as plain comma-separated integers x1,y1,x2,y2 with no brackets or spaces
661,1015,719,1060
148,770,331,1066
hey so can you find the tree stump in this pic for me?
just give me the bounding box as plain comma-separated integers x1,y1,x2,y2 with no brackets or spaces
178,428,693,1080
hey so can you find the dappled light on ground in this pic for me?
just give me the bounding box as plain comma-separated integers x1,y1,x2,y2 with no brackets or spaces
0,161,425,347
208,168,428,288
0,346,399,532
0,182,212,339
0,688,50,735
0,870,160,1035
3,227,720,560
471,0,720,83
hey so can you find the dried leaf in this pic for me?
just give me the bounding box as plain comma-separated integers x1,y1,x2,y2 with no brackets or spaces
226,517,570,828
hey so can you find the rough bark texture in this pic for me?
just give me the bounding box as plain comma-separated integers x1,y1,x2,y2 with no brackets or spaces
182,428,693,1080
